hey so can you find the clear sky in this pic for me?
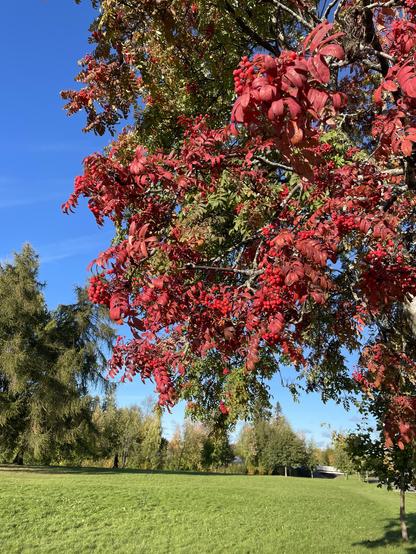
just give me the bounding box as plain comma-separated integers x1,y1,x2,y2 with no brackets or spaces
0,0,360,445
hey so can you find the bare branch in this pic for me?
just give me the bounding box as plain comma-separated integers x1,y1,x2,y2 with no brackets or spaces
381,168,404,176
281,182,303,210
364,0,396,10
253,155,294,172
185,263,263,276
272,0,315,30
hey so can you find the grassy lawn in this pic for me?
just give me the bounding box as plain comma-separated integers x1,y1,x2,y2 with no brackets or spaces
1,467,416,553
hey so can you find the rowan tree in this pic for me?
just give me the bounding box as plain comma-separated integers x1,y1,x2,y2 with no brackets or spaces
66,0,416,488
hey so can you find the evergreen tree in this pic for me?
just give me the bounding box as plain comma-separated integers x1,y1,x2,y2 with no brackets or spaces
0,245,115,464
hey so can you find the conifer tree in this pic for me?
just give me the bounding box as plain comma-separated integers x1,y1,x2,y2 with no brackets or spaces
0,245,115,464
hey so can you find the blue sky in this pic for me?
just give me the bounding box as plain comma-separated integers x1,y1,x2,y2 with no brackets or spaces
0,0,360,445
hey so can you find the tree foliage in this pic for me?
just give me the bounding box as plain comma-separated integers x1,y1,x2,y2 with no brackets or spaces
65,0,416,450
0,245,115,464
236,409,309,474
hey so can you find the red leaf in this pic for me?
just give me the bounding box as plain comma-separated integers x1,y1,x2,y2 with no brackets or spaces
258,85,276,102
304,22,332,54
403,77,416,98
240,93,251,108
319,44,345,60
268,99,285,120
285,68,306,89
231,98,245,123
308,55,330,84
285,271,299,286
158,292,169,306
285,98,302,119
332,92,347,109
307,88,328,114
288,120,303,144
373,86,383,104
382,79,398,92
401,139,413,157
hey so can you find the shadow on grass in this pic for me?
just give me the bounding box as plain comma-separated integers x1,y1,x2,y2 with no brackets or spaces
0,464,243,477
353,513,416,551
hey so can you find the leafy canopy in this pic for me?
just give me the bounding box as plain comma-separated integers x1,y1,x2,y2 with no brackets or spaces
65,0,416,445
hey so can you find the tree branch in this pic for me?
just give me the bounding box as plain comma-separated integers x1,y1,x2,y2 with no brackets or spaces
185,263,263,277
253,155,294,172
223,1,280,55
364,0,397,10
272,0,315,30
281,182,303,210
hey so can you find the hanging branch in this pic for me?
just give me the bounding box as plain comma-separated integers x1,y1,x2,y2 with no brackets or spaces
271,0,315,30
223,1,281,55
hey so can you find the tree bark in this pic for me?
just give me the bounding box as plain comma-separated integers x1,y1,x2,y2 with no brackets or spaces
12,453,23,465
400,487,409,542
122,450,128,468
113,452,119,469
284,465,287,477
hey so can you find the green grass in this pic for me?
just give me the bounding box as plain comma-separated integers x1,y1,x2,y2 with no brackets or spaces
1,467,416,553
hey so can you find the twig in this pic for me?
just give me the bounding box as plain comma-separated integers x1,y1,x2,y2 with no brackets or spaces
272,0,315,30
333,0,347,21
223,1,280,55
253,155,294,172
281,182,303,210
377,51,395,62
364,0,396,10
185,263,263,276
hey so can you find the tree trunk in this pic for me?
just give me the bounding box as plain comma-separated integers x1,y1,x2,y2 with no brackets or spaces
121,450,128,468
12,453,23,465
284,465,287,477
400,487,409,542
310,467,314,478
113,452,119,469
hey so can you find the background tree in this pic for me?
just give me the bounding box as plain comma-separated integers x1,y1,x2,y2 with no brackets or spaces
305,439,320,478
202,427,234,470
236,408,307,475
0,245,115,464
166,424,184,470
332,432,355,478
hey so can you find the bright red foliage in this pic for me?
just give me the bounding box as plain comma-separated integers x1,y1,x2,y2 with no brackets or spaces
65,4,416,445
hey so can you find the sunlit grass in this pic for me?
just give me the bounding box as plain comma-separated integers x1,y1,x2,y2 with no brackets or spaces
1,466,415,553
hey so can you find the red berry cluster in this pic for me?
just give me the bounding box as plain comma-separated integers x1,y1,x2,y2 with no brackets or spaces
88,275,110,305
258,265,284,311
233,56,256,95
199,286,232,316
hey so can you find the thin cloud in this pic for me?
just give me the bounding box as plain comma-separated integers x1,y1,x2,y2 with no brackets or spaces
38,232,113,264
0,141,95,154
0,193,63,209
